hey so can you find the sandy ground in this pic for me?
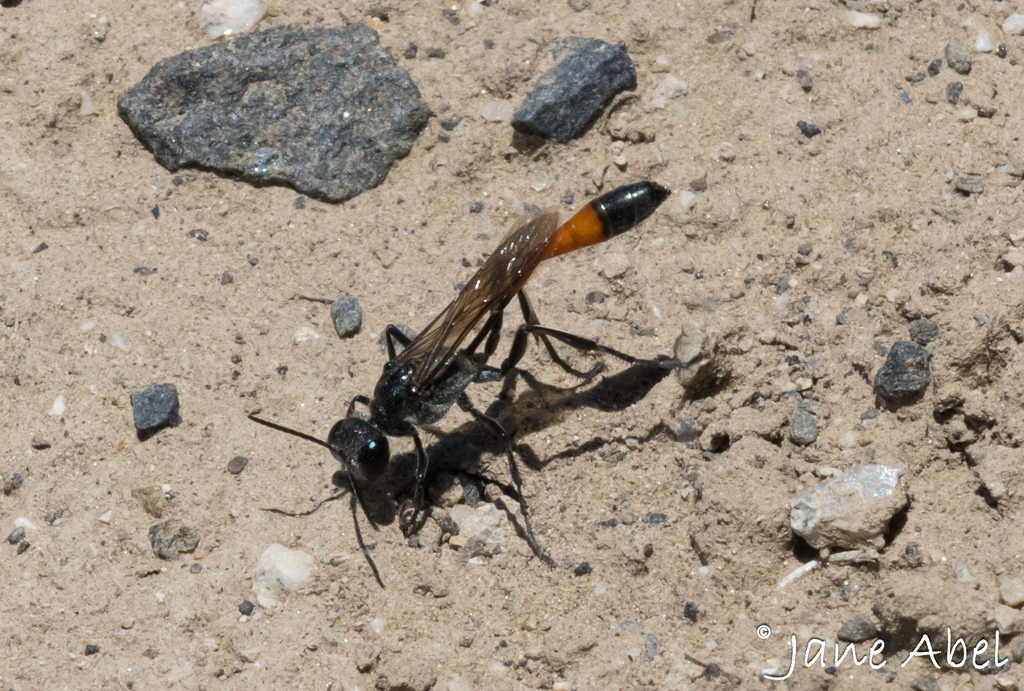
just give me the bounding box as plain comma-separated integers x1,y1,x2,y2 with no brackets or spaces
4,0,1024,688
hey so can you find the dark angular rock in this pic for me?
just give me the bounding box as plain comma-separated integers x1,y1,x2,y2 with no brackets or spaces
874,341,930,403
909,318,939,346
130,383,181,433
511,37,636,143
789,405,818,446
837,614,878,642
330,295,362,339
117,25,430,202
927,58,942,76
946,81,963,105
796,120,820,138
149,519,201,560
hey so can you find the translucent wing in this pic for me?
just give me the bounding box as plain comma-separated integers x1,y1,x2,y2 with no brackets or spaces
394,209,562,387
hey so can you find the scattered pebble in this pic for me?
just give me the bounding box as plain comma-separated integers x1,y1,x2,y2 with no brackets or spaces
927,58,942,76
511,37,636,143
7,526,25,544
946,81,963,105
574,562,592,576
79,91,96,116
791,465,908,550
848,10,881,29
227,456,248,474
1003,14,1024,35
252,544,316,608
118,25,429,202
480,101,514,122
954,177,984,195
669,416,702,443
17,541,30,555
796,121,821,138
48,394,66,417
1000,577,1024,608
187,228,208,241
98,509,113,524
330,295,362,339
788,405,818,446
132,485,166,518
944,41,973,74
449,503,509,554
198,0,265,39
149,519,201,560
130,383,182,434
650,74,687,110
975,30,993,53
239,599,255,615
873,341,930,404
837,615,878,643
84,644,100,656
908,319,939,345
293,326,321,344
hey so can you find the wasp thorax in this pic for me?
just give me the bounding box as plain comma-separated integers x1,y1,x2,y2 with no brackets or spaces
327,418,390,483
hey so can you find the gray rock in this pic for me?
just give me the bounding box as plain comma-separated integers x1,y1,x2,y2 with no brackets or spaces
511,37,636,143
910,676,940,691
118,25,429,202
330,295,363,339
955,177,984,195
837,614,878,642
944,41,973,74
946,80,963,104
130,383,181,433
789,405,818,446
149,519,200,559
908,318,939,345
874,341,930,403
669,416,701,443
791,464,908,550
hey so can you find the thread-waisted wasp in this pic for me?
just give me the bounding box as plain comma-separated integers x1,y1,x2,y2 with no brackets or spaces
251,181,673,584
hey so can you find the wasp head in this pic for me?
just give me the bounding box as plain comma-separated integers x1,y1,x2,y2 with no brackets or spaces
327,418,390,484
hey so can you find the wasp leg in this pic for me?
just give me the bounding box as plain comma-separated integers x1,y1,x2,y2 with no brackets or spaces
402,429,431,536
457,392,556,568
345,394,372,418
384,324,414,362
505,291,605,380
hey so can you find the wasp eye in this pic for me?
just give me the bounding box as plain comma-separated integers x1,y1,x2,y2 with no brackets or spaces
357,436,389,479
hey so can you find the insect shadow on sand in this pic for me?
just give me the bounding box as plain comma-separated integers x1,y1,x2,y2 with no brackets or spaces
369,358,675,543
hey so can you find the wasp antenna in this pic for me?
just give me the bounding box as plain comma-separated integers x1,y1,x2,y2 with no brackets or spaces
248,413,332,450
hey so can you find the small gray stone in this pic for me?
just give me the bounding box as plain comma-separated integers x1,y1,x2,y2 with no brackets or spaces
669,417,702,443
946,81,963,104
117,25,429,202
874,341,930,403
330,295,363,339
1000,577,1024,608
908,319,939,345
149,519,200,560
789,406,818,446
910,676,940,691
511,37,636,143
944,41,973,74
927,58,942,76
130,383,181,433
7,526,25,544
954,177,984,195
837,614,878,643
